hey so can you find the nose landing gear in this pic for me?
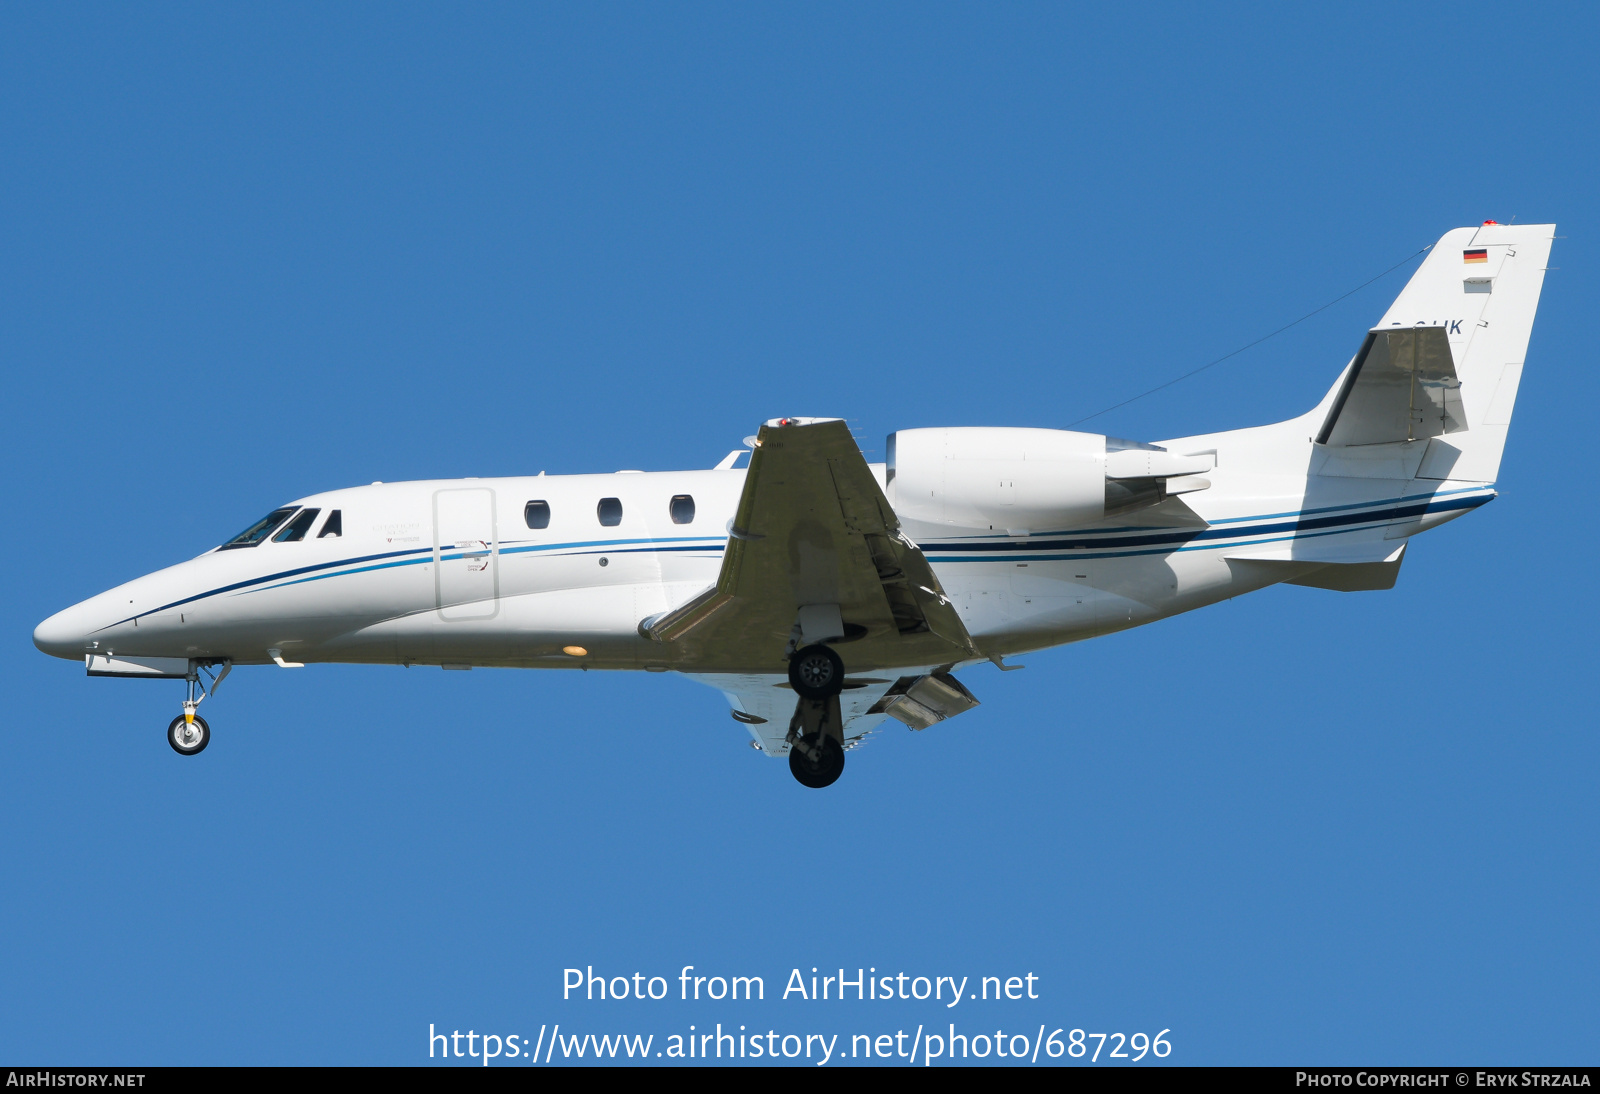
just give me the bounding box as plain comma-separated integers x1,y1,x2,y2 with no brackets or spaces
168,661,229,757
168,707,210,755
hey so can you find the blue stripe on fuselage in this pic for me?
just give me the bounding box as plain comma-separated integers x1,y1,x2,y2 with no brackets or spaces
920,489,1492,560
101,489,1492,627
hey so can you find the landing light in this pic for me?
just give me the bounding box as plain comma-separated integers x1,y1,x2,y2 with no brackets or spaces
563,646,588,657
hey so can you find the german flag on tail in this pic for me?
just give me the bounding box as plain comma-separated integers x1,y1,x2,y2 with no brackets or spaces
1464,249,1488,263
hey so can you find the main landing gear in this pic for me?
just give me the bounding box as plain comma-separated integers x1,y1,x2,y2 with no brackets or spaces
786,644,847,789
168,661,230,756
788,644,844,700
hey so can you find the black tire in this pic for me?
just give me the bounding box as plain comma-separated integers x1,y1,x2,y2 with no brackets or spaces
167,714,210,756
788,644,845,699
788,733,845,789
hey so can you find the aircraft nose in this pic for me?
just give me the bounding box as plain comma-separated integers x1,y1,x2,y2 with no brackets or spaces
33,604,92,660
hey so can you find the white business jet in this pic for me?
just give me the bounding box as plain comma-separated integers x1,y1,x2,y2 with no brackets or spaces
34,223,1552,787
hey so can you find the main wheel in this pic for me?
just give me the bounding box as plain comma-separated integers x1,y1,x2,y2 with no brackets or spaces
788,732,845,789
788,644,845,699
168,714,210,756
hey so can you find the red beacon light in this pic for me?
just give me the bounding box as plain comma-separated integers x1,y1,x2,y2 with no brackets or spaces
1483,220,1499,225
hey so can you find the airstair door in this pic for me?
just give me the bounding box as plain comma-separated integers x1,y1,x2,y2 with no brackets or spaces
434,488,499,621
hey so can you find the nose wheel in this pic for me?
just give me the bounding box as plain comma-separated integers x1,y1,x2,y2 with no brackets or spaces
168,709,210,755
167,661,229,757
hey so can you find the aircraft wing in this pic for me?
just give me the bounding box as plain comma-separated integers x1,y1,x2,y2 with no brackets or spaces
703,672,895,757
641,417,977,674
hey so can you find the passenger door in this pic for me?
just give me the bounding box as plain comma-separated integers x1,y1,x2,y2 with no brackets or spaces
434,488,499,620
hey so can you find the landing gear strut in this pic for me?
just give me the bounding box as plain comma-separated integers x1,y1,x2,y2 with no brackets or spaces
786,644,846,788
168,661,229,757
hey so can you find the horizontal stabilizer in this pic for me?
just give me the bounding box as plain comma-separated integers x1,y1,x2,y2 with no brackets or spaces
1318,328,1463,447
1285,555,1404,592
1228,546,1406,592
1223,536,1405,566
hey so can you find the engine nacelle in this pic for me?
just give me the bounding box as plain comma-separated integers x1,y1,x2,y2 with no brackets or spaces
885,427,1213,534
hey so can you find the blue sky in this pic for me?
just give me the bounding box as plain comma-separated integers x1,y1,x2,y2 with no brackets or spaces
2,2,1596,1066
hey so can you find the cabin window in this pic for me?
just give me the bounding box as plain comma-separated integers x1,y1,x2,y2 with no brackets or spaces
317,510,342,538
670,494,695,524
273,508,322,542
597,497,623,527
524,500,551,529
219,506,299,550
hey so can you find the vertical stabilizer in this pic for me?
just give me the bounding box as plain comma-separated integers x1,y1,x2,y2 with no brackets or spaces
1316,223,1553,483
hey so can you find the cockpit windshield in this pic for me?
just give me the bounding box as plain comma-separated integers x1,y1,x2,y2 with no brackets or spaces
219,506,299,550
273,508,321,542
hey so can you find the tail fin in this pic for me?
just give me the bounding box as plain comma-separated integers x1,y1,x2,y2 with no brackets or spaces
1316,223,1554,482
